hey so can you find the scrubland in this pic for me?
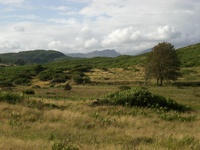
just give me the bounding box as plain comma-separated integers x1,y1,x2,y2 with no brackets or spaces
0,66,200,150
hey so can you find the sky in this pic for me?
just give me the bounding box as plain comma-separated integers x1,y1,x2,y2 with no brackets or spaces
0,0,200,54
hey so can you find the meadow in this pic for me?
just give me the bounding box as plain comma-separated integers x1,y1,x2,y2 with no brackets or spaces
0,65,200,150
0,43,200,149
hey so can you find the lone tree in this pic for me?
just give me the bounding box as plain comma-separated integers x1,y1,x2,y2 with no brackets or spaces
145,42,181,86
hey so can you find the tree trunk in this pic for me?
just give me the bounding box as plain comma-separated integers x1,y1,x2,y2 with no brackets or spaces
160,77,163,86
156,76,159,85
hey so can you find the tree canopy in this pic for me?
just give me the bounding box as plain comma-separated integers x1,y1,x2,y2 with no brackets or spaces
145,42,181,86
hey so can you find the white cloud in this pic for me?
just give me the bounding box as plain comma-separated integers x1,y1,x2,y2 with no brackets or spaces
146,26,181,41
0,0,200,54
48,18,78,25
84,38,98,48
48,41,65,50
48,6,69,11
0,36,20,53
14,26,25,32
102,27,140,46
157,26,181,39
2,14,40,20
0,0,25,4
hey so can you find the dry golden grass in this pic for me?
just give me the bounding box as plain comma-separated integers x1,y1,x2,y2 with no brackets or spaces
1,66,200,149
0,92,200,150
86,67,144,84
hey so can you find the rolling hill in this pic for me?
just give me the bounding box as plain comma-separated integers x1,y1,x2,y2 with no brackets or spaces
176,43,200,67
0,50,70,64
0,42,199,67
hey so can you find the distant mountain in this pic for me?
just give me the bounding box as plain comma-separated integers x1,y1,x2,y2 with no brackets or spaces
66,49,121,58
135,48,152,55
0,50,70,64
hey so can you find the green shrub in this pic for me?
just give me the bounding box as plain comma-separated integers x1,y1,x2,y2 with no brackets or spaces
73,75,91,84
64,83,72,91
104,88,190,112
0,81,13,87
0,92,23,104
23,89,35,95
38,69,54,81
13,78,31,85
52,73,69,83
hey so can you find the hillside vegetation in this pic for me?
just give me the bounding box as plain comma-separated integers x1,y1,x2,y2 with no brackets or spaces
0,50,70,64
0,43,199,149
177,43,200,67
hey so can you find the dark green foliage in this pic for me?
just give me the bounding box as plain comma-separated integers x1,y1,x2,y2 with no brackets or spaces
104,88,190,112
0,50,69,64
70,65,91,72
13,78,31,85
12,71,32,85
172,82,200,87
34,65,46,74
38,69,69,83
73,75,91,84
64,83,72,91
177,43,200,67
73,76,84,84
0,92,24,104
118,85,131,91
52,73,69,83
15,59,26,65
38,69,55,81
145,42,181,86
0,80,13,87
23,89,35,95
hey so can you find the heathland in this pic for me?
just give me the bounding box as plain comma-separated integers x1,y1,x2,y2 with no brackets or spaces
0,43,200,149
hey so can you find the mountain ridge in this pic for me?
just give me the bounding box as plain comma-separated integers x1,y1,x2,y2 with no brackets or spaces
66,49,121,58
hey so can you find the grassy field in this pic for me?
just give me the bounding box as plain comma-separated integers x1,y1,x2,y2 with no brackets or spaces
0,66,200,150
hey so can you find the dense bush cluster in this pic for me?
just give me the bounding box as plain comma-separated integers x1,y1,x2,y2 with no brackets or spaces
0,92,24,104
38,69,69,83
104,88,190,112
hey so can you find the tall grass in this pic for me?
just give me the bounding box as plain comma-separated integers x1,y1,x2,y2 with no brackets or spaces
0,92,199,149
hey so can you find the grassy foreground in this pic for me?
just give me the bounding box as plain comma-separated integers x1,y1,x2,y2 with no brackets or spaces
0,84,200,150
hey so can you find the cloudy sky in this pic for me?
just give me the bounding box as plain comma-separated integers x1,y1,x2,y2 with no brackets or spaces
0,0,199,54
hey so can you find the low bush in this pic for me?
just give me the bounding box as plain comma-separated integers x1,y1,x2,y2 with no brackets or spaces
104,88,191,112
38,69,54,81
0,92,24,104
0,80,13,87
118,85,131,91
64,83,72,91
23,89,35,95
73,75,91,84
13,77,31,85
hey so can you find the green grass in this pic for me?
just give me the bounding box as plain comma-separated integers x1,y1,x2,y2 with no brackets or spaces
177,43,200,67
